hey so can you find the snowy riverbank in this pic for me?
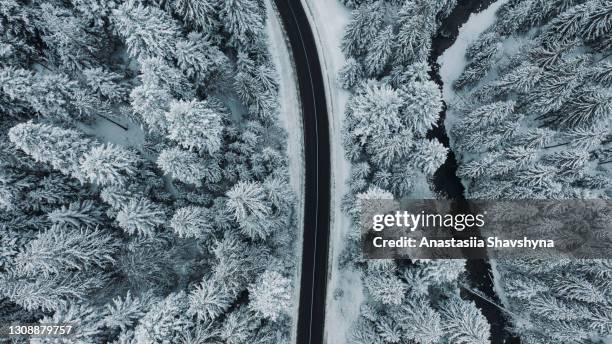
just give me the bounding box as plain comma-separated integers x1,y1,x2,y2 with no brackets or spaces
437,0,513,327
438,0,509,104
438,0,509,193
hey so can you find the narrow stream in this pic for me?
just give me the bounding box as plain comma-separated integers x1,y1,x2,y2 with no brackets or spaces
427,1,520,343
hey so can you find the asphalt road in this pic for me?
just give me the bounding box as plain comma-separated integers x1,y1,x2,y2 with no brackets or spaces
272,1,331,344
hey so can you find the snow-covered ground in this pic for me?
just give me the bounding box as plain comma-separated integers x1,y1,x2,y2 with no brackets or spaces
264,1,305,341
77,117,145,149
300,1,363,343
489,259,510,308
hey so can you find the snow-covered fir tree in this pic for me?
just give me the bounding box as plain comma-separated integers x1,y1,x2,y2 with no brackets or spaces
0,0,296,340
447,0,612,342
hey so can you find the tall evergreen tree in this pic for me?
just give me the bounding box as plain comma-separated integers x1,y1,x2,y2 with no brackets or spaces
400,80,443,137
341,2,384,57
80,144,139,187
220,0,264,46
9,121,92,182
248,270,291,321
116,198,166,237
157,147,208,186
170,206,214,239
165,100,225,154
365,26,394,76
13,224,118,277
111,2,181,59
440,298,491,344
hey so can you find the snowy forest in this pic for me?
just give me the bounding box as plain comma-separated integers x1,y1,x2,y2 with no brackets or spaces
336,1,493,343
1,0,612,342
447,0,612,342
0,0,298,343
336,0,612,343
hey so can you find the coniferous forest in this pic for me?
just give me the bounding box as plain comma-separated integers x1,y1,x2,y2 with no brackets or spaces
336,0,612,343
448,0,612,342
337,2,492,343
1,0,296,343
1,0,612,343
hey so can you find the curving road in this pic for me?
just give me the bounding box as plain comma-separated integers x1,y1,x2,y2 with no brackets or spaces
273,1,331,344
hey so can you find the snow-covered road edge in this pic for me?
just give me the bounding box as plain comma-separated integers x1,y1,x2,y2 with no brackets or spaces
265,1,305,341
300,1,363,343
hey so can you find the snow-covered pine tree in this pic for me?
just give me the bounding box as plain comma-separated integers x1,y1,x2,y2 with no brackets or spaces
363,269,407,306
220,0,264,46
341,2,384,57
338,58,365,90
375,316,402,343
248,270,291,321
31,303,105,344
555,86,612,128
47,200,104,229
103,291,156,332
111,2,181,60
165,99,225,154
175,32,229,82
440,298,491,344
562,126,608,150
365,26,394,77
80,144,139,187
116,198,166,236
410,139,448,175
348,318,383,344
8,121,92,182
139,56,194,99
82,67,129,101
367,129,414,170
494,63,543,94
400,80,443,137
170,206,214,239
130,82,172,133
188,278,233,322
344,81,403,146
394,1,435,64
397,298,442,344
157,147,208,186
541,150,590,176
226,181,273,238
13,224,118,277
133,291,191,343
373,166,416,197
515,164,559,189
455,41,502,89
0,270,105,312
35,3,105,71
172,0,221,32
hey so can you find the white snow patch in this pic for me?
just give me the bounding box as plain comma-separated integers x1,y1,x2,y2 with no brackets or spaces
438,0,509,103
489,259,509,308
77,117,145,149
265,1,305,341
409,172,436,199
301,1,363,343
